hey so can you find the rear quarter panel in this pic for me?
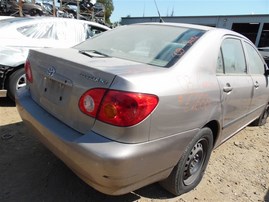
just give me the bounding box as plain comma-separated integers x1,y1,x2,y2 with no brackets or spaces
103,30,224,142
149,33,222,141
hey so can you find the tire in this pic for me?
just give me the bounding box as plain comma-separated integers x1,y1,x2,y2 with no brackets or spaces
8,68,26,101
160,127,214,196
251,105,269,126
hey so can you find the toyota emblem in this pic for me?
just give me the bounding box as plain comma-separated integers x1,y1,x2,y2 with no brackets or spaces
47,67,56,77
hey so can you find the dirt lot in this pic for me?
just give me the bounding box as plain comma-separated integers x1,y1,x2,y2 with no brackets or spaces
0,97,269,202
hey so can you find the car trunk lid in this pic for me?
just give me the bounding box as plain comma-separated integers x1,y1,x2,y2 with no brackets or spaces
27,48,118,134
27,48,156,134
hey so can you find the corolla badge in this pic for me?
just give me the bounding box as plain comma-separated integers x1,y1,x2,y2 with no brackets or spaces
80,72,108,85
47,67,56,77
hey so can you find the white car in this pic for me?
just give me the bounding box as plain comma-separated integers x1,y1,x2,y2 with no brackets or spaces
0,16,14,20
0,17,110,99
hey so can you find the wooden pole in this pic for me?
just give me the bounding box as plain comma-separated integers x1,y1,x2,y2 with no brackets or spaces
53,0,56,16
19,0,23,17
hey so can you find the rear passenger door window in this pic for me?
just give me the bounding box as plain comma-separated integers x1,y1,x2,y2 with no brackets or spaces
244,42,265,74
221,38,247,74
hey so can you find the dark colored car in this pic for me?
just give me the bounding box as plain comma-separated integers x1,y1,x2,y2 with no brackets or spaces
0,0,43,16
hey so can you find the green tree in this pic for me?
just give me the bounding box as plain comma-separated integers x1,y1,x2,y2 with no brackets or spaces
97,0,114,24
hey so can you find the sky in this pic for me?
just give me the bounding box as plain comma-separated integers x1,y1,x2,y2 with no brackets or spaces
110,0,269,22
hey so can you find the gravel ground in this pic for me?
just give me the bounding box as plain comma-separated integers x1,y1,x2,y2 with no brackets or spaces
0,97,269,202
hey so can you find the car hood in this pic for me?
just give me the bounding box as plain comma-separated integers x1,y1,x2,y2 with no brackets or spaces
0,39,79,67
0,46,29,67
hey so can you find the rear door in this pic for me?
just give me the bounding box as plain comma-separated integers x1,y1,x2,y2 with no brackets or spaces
243,41,269,119
217,37,253,141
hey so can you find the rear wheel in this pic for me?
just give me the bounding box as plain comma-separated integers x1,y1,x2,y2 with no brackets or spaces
8,68,26,101
160,127,213,196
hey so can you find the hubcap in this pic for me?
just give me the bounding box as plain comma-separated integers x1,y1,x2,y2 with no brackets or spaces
16,74,26,90
183,138,208,186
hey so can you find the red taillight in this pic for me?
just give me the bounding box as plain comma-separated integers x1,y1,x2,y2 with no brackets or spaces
24,59,33,83
79,88,107,117
79,88,159,127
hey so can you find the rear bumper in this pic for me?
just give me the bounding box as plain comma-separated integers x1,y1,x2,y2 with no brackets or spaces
16,88,198,195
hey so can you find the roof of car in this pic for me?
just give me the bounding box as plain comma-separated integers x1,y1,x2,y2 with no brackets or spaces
136,22,249,40
138,22,215,31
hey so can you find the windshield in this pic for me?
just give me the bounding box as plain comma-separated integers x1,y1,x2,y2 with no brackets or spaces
75,24,205,67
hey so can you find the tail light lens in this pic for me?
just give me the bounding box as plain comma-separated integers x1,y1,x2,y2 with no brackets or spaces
79,88,159,127
25,59,33,83
79,88,106,117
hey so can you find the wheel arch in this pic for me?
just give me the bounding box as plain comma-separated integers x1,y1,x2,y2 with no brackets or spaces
203,120,220,148
4,65,24,90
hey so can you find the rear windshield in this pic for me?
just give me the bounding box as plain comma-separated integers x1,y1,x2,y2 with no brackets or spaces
75,24,205,67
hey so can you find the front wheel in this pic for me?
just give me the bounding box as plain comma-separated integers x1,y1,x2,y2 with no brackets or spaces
8,68,26,101
160,127,213,196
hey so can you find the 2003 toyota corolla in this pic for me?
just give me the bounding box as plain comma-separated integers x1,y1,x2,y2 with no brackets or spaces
16,23,269,196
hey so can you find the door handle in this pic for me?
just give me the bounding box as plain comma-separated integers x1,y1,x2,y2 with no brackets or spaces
223,83,233,93
254,81,259,88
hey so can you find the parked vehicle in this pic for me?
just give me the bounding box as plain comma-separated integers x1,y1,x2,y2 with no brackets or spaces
16,23,269,196
0,0,44,16
37,2,76,19
59,0,105,23
35,2,56,16
0,16,110,99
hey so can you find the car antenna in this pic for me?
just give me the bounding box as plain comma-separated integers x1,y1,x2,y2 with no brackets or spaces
154,0,164,23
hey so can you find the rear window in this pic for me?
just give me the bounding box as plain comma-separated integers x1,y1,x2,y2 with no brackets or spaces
75,24,205,67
